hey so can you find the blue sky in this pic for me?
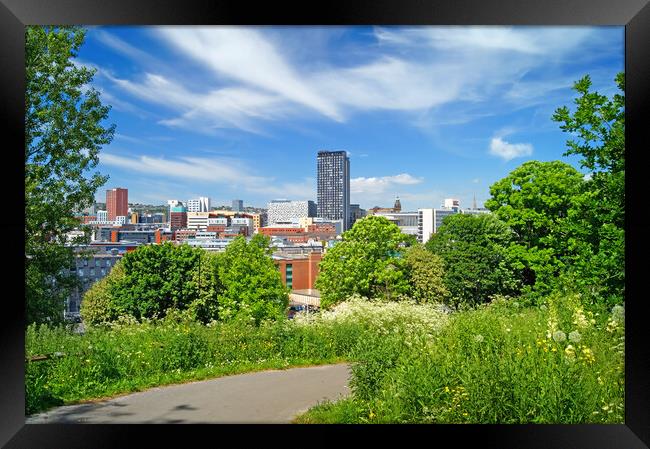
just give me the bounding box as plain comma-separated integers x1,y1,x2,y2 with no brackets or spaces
77,26,624,210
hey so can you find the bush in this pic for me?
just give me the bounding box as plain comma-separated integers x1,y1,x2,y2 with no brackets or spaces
80,261,124,325
301,294,624,424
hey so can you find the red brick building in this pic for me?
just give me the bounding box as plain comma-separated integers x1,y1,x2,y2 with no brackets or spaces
106,188,128,221
170,211,188,230
274,252,322,290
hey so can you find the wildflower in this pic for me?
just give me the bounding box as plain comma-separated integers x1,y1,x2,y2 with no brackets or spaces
580,346,595,364
611,305,625,322
473,334,484,343
564,345,575,359
552,331,567,343
568,331,582,343
572,306,590,329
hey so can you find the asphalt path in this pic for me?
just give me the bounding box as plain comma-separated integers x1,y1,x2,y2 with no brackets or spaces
26,363,351,424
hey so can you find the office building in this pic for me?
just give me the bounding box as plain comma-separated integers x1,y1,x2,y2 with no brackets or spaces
349,204,366,228
170,203,188,230
106,188,128,221
65,247,123,317
187,212,210,231
187,197,211,213
317,150,350,231
232,199,244,212
267,200,317,225
373,211,419,237
274,251,323,291
443,198,461,212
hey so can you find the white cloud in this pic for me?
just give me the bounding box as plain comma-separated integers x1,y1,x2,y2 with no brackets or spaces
156,27,343,121
489,137,533,161
107,72,288,134
94,29,154,63
351,173,423,195
374,26,593,56
96,26,612,135
99,152,316,201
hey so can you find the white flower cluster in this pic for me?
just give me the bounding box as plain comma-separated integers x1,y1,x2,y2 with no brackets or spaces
292,295,449,337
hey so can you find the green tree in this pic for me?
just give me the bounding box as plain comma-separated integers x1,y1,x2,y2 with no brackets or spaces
187,251,223,323
426,213,519,308
316,216,413,308
214,234,288,323
403,244,449,303
79,261,125,325
25,26,114,325
552,73,625,305
109,243,204,320
484,160,584,296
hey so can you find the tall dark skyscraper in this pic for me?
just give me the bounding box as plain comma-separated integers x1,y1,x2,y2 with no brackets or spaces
317,150,350,231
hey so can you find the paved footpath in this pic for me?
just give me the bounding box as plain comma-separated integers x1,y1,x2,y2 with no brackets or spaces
26,363,351,424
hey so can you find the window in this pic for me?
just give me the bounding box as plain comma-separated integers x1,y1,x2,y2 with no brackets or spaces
286,264,293,289
78,269,84,277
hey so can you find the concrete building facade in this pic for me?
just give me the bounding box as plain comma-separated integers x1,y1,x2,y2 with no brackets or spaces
267,200,317,225
187,197,211,213
317,150,350,231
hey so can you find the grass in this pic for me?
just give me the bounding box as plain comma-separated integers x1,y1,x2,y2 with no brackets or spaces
25,314,361,415
295,294,625,424
27,294,624,423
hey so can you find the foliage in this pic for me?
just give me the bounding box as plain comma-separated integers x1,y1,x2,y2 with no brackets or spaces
402,245,448,303
109,242,205,320
316,216,414,308
25,311,366,415
25,26,115,325
80,236,288,326
297,296,624,424
80,261,125,325
484,160,585,298
214,235,289,324
425,213,520,308
551,73,625,305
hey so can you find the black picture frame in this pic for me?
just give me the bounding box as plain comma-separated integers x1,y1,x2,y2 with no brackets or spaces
3,0,648,447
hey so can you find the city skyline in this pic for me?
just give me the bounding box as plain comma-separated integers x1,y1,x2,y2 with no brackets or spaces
78,26,624,210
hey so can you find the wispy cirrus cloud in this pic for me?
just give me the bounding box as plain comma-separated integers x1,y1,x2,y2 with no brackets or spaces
155,27,343,121
95,26,616,136
99,152,316,201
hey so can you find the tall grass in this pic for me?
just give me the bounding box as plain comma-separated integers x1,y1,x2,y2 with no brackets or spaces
27,294,624,424
296,294,625,424
25,313,358,415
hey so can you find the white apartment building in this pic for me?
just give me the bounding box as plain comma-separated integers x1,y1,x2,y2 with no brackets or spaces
231,217,253,228
187,212,210,231
207,217,228,226
443,198,461,210
267,200,317,225
187,197,211,213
